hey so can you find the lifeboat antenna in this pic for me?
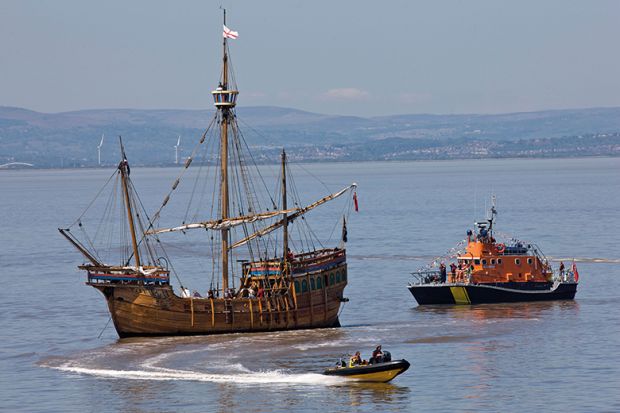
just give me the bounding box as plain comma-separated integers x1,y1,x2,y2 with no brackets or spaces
488,195,497,234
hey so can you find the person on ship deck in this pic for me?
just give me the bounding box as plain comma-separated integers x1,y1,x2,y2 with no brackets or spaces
439,263,447,283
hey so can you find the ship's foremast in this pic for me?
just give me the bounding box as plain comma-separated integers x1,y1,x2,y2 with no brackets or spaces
119,140,142,268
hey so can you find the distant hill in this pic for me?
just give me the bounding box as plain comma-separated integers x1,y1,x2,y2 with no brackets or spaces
1,105,619,167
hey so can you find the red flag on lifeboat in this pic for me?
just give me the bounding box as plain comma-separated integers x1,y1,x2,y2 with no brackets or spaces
353,192,359,212
223,25,239,39
572,261,579,282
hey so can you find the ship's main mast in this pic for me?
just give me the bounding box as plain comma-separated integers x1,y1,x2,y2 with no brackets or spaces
212,9,238,292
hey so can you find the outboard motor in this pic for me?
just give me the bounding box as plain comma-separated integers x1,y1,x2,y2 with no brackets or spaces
383,351,392,362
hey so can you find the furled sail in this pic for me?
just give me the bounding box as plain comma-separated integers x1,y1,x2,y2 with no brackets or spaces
230,183,357,249
146,208,299,235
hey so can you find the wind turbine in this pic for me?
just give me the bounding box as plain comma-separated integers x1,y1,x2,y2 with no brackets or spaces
174,135,181,164
97,134,105,166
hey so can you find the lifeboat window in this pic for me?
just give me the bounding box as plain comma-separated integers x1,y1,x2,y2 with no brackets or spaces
317,277,323,289
527,258,533,265
324,274,329,286
491,259,496,265
336,271,342,283
515,259,521,265
330,273,335,286
474,259,480,265
498,258,502,265
482,259,487,265
294,280,300,293
310,278,316,290
301,279,308,292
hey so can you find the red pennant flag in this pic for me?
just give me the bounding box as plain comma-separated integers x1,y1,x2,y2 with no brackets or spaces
353,192,359,212
572,261,579,282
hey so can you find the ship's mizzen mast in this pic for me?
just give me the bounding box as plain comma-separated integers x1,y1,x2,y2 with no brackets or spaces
282,149,289,266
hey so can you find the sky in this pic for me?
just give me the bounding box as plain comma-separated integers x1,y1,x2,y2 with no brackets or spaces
1,0,619,117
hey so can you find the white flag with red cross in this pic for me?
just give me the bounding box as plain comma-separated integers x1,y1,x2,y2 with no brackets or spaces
223,25,238,39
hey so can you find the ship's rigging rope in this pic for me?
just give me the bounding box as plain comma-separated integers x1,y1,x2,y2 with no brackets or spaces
229,183,357,249
62,156,187,287
285,164,321,252
68,171,117,228
124,175,185,287
326,190,355,245
415,239,468,273
236,115,348,260
148,115,218,226
235,116,359,254
66,169,120,265
183,119,218,224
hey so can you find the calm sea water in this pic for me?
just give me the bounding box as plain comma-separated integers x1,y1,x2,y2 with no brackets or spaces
1,157,619,412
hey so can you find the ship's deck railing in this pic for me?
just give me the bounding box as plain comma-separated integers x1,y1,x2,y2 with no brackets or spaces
411,270,444,285
552,269,578,283
412,268,577,285
241,248,345,277
82,264,170,285
186,279,293,300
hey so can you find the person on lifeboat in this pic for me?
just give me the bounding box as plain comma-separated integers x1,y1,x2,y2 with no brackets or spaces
370,345,384,364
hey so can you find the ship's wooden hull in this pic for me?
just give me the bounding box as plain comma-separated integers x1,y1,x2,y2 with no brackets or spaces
91,264,348,337
408,281,577,305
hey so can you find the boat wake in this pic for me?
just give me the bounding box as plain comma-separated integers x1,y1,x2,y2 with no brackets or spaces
40,345,343,387
44,362,341,386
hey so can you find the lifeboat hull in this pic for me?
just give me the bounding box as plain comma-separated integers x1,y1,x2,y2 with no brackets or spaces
323,360,410,383
408,282,577,305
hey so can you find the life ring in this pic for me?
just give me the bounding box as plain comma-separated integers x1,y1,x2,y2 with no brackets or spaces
497,243,505,254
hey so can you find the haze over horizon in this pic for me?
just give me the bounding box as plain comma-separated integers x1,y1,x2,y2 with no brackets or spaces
1,1,619,117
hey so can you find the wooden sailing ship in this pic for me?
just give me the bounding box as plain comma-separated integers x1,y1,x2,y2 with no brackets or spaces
408,199,578,305
59,11,357,337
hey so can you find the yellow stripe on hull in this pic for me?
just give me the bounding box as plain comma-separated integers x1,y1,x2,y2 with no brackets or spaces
450,286,471,305
344,368,405,383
